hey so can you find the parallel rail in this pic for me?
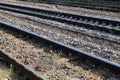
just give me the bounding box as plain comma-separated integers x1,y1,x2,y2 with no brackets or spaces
0,21,120,74
0,49,45,80
0,3,119,35
38,0,120,12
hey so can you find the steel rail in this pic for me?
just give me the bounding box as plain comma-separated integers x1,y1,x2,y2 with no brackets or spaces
0,49,45,80
0,21,120,74
38,1,120,12
0,3,119,35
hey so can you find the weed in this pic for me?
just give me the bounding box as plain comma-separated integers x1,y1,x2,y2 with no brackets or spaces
112,59,118,63
52,53,60,59
0,63,19,79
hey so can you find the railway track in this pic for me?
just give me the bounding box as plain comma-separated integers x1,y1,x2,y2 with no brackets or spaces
0,10,119,65
37,0,120,12
0,49,44,80
0,20,120,78
0,3,119,35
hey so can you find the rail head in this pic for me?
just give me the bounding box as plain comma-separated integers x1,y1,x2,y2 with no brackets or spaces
0,2,120,23
0,48,45,80
0,21,120,74
0,2,119,36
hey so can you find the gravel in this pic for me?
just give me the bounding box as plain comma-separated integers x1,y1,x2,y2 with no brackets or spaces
0,10,119,64
0,0,120,21
0,26,120,80
0,0,119,79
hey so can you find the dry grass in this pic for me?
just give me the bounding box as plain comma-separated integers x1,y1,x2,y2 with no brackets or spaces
0,63,18,79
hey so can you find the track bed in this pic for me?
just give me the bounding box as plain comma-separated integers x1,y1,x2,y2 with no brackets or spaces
0,1,120,79
0,10,119,64
0,0,120,20
0,23,120,80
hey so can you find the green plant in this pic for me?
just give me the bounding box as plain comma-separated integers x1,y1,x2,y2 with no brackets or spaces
0,64,19,79
52,53,60,58
112,59,118,63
